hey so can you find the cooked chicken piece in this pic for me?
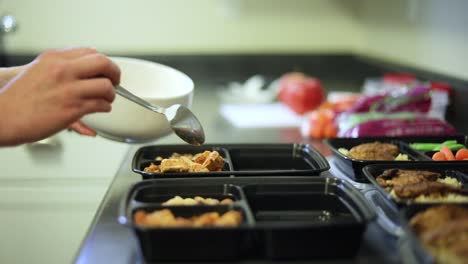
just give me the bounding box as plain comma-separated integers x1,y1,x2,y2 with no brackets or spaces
143,163,160,173
348,141,400,160
188,162,209,172
162,196,234,206
144,150,224,173
214,211,243,227
169,152,193,159
394,181,468,199
220,198,234,205
160,158,190,172
134,209,242,228
201,151,224,171
192,151,211,164
376,169,441,188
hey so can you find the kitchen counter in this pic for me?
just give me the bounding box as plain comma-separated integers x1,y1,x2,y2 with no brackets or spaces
73,84,403,264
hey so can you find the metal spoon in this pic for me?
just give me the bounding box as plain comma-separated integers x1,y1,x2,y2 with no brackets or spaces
115,85,205,146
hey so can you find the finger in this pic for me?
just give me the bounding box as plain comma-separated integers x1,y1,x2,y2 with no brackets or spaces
70,53,121,85
78,98,113,117
57,47,98,60
75,78,116,103
68,121,97,136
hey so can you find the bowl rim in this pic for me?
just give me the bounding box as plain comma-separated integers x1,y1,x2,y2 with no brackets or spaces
110,56,194,100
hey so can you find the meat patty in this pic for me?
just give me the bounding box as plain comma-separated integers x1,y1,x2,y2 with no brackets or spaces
348,141,400,160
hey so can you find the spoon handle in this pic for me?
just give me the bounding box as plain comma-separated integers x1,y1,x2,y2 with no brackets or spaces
115,85,163,114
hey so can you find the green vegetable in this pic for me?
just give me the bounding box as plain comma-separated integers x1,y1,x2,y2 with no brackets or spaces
410,140,465,151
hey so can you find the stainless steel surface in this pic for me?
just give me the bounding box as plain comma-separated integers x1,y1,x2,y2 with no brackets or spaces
115,85,205,146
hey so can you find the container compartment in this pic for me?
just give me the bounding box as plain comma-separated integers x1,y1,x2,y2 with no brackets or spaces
124,204,255,261
132,145,233,179
406,135,468,161
225,143,329,176
132,143,329,179
324,137,432,182
363,162,468,208
242,178,375,260
132,183,245,205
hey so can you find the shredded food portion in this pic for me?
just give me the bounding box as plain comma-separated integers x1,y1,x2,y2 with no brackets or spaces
410,205,468,264
134,209,243,228
162,196,234,206
376,169,468,202
144,150,224,173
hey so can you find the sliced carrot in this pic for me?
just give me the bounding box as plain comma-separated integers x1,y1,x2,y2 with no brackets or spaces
440,145,456,160
455,149,468,160
432,151,447,161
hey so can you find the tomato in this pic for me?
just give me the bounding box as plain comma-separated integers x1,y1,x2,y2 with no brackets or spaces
278,72,325,115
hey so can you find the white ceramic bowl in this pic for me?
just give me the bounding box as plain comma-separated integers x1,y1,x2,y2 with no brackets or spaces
81,57,194,143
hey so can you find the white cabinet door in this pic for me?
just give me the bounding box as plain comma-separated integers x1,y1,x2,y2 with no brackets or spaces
0,131,130,179
0,132,131,264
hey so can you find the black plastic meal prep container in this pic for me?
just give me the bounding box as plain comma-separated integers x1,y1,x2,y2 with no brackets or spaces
132,143,330,179
398,203,468,264
242,179,375,260
362,162,468,209
119,177,375,261
119,181,256,261
324,137,433,182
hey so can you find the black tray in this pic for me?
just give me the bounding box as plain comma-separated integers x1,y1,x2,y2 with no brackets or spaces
324,137,433,182
362,162,468,208
132,143,330,179
399,203,468,264
119,177,375,261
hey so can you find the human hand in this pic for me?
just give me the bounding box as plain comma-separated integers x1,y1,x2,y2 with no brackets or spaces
0,47,120,146
68,120,97,137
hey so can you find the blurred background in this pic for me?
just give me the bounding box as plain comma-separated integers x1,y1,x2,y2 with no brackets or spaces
1,0,467,80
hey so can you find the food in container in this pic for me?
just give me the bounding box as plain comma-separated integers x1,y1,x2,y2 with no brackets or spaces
363,163,468,206
134,208,243,228
133,144,330,179
143,150,224,173
408,205,468,264
324,137,428,182
375,168,468,203
162,195,234,206
119,177,374,261
338,141,409,161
